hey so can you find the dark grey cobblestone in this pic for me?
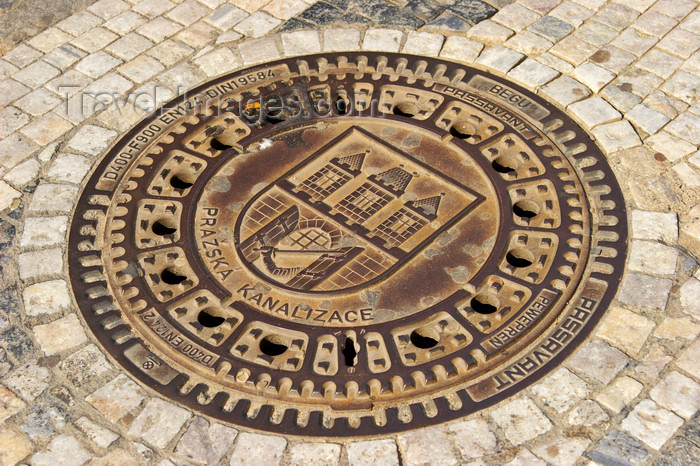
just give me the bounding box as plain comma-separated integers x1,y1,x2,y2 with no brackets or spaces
281,0,508,32
449,0,498,24
530,16,576,41
277,17,316,32
425,12,471,31
654,413,700,465
297,2,372,26
354,1,425,27
0,325,35,362
588,430,653,466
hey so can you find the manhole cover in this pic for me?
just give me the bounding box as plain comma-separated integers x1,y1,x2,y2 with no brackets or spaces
69,53,628,437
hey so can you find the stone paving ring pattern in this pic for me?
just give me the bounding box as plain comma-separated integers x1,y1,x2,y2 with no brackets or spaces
68,52,627,436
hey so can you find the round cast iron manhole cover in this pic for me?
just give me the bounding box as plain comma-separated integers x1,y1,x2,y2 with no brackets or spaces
69,53,628,437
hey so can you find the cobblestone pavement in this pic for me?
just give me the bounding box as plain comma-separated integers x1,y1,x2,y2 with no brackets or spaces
0,0,699,464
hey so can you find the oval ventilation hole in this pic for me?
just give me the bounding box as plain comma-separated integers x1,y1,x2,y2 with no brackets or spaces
513,200,540,218
492,155,518,174
393,102,418,118
169,173,194,190
342,337,358,366
260,336,288,356
210,137,232,151
506,248,535,268
152,220,177,236
197,309,225,328
410,327,439,349
161,268,187,285
471,293,500,314
450,122,476,139
335,95,349,114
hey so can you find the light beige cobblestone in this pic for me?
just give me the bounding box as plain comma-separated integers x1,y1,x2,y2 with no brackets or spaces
3,158,40,187
33,314,87,355
531,437,591,466
540,75,591,106
30,435,92,466
21,112,73,145
239,37,280,64
205,4,247,30
346,439,399,466
650,371,700,420
3,44,42,68
27,28,73,54
466,20,515,44
282,30,321,55
323,28,360,52
621,400,683,450
591,120,641,152
596,375,644,413
57,10,102,36
625,103,670,136
4,362,50,401
133,0,176,19
568,96,621,128
679,278,700,320
654,316,700,340
136,17,183,42
74,416,119,449
508,58,559,88
531,368,590,413
505,448,546,466
572,62,615,92
229,432,287,466
0,181,21,211
505,30,553,55
637,49,683,79
0,386,24,423
0,429,33,465
362,28,403,52
628,240,679,275
86,374,146,422
448,418,496,459
59,344,111,386
18,248,64,281
234,11,281,38
596,307,655,356
567,339,629,384
402,32,445,56
646,131,696,162
22,279,71,316
43,44,87,70
287,442,341,466
88,0,130,20
398,427,458,465
676,339,700,379
491,3,541,32
475,46,524,73
491,398,553,446
439,36,483,63
174,416,238,464
128,398,192,448
568,400,609,426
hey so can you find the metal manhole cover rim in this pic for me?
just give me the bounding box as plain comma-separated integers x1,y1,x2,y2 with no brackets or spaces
67,51,628,438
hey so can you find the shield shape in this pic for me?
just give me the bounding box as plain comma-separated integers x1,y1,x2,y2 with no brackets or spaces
236,127,483,293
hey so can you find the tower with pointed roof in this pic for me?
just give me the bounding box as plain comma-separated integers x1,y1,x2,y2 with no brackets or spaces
370,195,442,248
334,166,413,225
296,150,368,202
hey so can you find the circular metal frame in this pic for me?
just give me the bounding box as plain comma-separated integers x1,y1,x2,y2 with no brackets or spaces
68,53,628,437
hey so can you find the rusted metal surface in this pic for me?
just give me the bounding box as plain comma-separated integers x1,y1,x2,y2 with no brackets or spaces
68,53,628,437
